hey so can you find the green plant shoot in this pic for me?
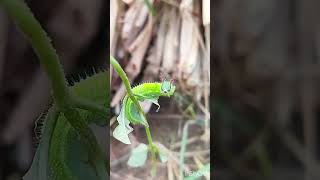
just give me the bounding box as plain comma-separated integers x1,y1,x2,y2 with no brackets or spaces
113,82,175,144
111,56,174,176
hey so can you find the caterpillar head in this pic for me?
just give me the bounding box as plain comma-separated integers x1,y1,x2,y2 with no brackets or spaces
160,80,175,97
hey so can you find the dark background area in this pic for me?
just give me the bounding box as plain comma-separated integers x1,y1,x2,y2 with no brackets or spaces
213,0,320,179
0,0,107,179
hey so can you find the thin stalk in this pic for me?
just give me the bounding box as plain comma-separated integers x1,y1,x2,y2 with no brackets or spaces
145,127,154,146
110,55,158,172
0,0,108,123
146,124,157,177
110,55,148,126
0,0,70,106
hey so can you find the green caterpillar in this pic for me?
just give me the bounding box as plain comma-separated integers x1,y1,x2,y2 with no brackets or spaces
24,71,109,180
113,80,175,144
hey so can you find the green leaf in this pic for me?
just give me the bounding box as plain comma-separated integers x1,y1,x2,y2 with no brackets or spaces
127,101,149,126
113,107,133,144
23,107,58,180
23,145,51,180
127,143,149,167
156,143,168,163
133,94,160,112
112,124,132,145
158,150,168,163
67,126,107,180
71,72,109,126
145,98,160,112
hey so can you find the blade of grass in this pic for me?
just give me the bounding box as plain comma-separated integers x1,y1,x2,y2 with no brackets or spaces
144,0,156,16
179,119,203,179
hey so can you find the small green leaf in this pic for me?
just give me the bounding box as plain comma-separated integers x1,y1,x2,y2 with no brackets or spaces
67,126,108,180
156,143,168,163
113,125,132,144
145,98,160,112
129,103,148,126
158,150,168,163
113,108,133,144
127,143,148,167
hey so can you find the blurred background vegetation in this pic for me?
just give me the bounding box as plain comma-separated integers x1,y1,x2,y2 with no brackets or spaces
214,0,320,179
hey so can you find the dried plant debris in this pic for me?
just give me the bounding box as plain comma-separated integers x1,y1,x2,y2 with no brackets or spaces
111,0,210,105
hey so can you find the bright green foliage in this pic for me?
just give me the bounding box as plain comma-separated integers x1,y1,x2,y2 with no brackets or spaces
71,72,109,126
113,81,175,145
23,72,109,180
111,56,174,176
127,143,149,167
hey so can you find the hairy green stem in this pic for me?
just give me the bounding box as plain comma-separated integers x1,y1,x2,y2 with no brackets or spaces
0,0,108,125
110,55,148,126
0,0,70,106
145,127,154,147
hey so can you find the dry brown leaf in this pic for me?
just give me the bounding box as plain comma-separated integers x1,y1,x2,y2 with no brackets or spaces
162,7,180,73
167,159,174,180
122,0,135,4
111,15,153,107
135,0,154,27
111,83,126,107
143,44,158,81
121,0,153,49
155,12,168,63
110,0,119,54
126,14,153,79
178,6,199,80
121,1,143,44
202,0,210,25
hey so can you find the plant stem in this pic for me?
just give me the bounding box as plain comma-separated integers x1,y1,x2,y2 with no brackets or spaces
110,55,158,170
0,0,70,106
145,127,154,146
110,55,148,125
146,126,157,176
145,126,157,160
